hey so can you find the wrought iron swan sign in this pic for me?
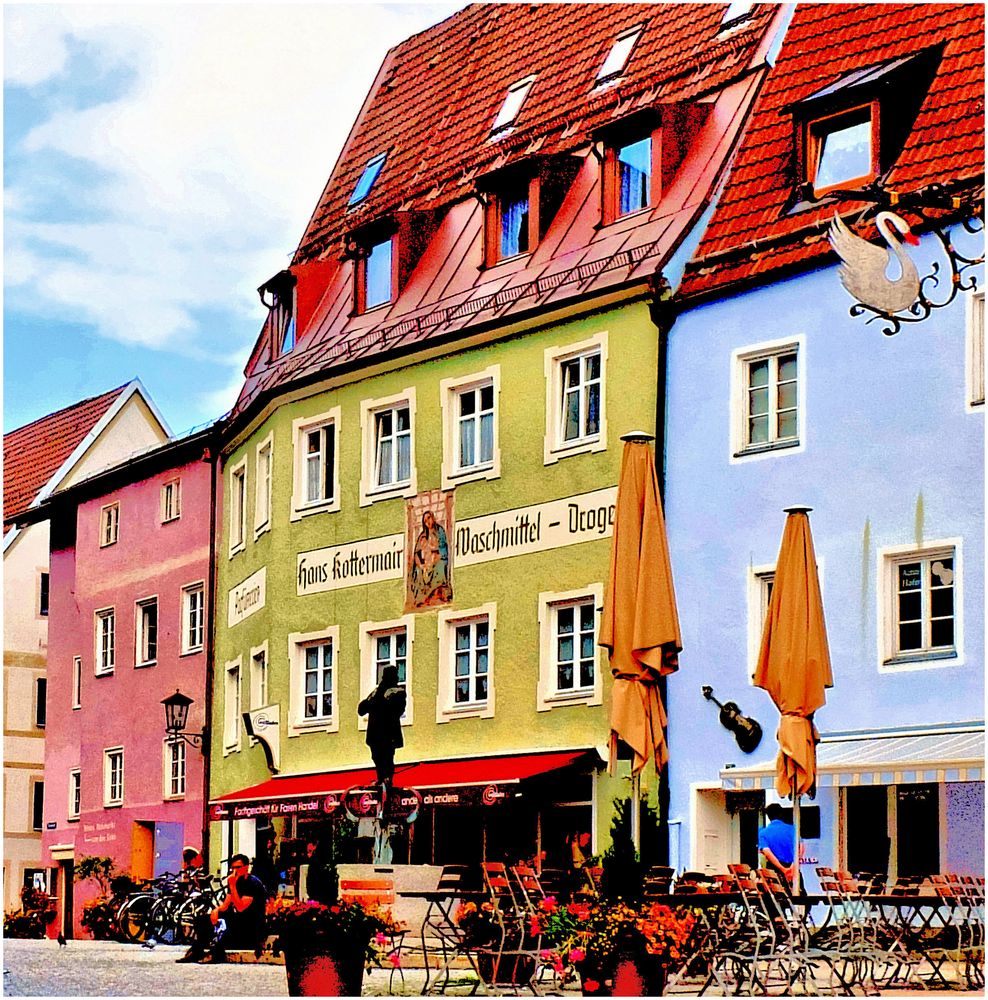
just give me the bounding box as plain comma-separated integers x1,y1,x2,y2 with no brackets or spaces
823,186,982,337
829,211,921,314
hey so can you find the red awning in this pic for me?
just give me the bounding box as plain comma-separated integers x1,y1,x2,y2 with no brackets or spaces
210,748,594,808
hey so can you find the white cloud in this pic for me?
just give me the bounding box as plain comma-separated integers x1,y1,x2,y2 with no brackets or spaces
5,3,461,367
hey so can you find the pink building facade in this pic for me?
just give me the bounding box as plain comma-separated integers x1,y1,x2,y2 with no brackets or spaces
31,428,216,937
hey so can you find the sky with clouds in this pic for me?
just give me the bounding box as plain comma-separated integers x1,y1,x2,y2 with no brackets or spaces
4,2,461,435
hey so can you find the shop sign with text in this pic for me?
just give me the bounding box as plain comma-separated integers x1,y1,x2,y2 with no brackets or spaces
296,488,616,596
228,567,266,627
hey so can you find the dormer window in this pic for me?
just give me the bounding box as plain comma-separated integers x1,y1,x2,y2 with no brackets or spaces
602,129,660,224
595,24,643,85
806,103,877,197
484,174,540,266
355,236,396,313
258,270,297,357
491,75,536,135
349,152,387,207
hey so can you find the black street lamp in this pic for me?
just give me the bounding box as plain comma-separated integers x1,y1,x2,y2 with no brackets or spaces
162,690,208,753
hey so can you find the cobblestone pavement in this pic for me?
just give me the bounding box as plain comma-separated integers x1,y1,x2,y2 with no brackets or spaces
2,939,982,997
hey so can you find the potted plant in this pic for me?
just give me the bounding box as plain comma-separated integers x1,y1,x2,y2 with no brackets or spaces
267,896,402,996
534,896,696,996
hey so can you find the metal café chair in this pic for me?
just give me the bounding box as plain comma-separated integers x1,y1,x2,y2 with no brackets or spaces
700,865,774,996
417,864,475,995
479,862,541,994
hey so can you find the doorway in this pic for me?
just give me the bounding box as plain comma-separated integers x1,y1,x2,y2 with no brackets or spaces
896,783,939,877
846,786,890,876
58,860,74,939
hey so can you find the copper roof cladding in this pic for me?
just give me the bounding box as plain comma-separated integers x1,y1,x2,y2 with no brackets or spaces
233,3,781,422
3,384,128,534
680,2,985,301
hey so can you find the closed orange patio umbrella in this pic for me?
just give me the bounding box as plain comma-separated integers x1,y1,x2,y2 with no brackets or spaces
753,505,833,887
601,433,682,847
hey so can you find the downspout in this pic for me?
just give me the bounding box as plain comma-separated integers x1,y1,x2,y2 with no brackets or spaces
647,272,677,867
201,430,219,868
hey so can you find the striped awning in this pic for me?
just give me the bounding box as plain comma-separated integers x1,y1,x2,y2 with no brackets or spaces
721,729,984,791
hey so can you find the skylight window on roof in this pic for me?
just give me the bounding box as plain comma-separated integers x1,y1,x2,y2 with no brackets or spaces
491,76,536,134
722,2,755,25
348,153,387,206
596,25,643,84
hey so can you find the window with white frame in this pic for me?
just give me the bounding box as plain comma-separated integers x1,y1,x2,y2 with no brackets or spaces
288,627,340,735
733,341,802,458
375,406,411,486
360,391,416,504
968,290,984,408
291,410,340,519
229,459,247,555
255,436,273,532
359,617,413,728
164,739,186,799
103,748,124,807
437,605,496,722
99,503,119,547
537,587,604,711
72,656,82,709
68,768,81,820
135,597,158,667
181,583,205,654
95,608,115,675
440,368,501,488
544,334,608,463
161,479,181,523
250,645,268,709
882,543,959,668
224,661,241,752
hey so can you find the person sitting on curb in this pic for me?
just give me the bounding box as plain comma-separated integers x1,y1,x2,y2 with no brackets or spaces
177,854,267,964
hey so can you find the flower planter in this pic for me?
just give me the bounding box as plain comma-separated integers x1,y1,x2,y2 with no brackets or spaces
475,950,537,987
283,944,366,997
578,954,667,997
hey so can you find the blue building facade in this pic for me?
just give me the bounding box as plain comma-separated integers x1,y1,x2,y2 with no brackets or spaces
664,228,984,886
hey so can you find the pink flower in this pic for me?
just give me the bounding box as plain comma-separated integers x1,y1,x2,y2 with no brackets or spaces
375,932,388,945
569,948,585,963
585,978,600,992
388,952,402,967
540,949,553,960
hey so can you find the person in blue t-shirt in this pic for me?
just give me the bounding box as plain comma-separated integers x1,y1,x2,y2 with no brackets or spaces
758,803,796,882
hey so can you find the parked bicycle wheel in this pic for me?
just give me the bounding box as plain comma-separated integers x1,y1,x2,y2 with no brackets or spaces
147,894,186,945
118,893,154,943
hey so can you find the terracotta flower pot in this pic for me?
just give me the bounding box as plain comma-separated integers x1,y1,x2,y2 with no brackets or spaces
578,954,667,997
283,944,366,997
475,951,537,986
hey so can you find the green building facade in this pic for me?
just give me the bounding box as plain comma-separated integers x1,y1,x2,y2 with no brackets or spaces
211,300,659,870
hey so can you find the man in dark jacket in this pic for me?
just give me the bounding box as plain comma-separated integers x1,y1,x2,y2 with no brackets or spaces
357,665,406,786
177,854,267,964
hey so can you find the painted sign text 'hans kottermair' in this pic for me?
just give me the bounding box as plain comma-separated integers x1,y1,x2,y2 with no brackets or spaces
296,487,617,596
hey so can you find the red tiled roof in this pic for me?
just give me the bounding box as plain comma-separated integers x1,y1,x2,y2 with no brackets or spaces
3,385,128,534
295,3,779,264
233,3,782,420
680,3,985,300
